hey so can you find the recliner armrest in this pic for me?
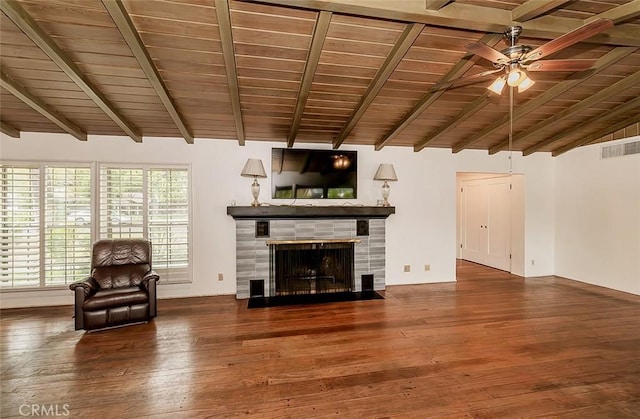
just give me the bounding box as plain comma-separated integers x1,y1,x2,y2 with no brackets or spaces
142,270,160,318
69,277,99,298
69,277,99,331
141,270,160,291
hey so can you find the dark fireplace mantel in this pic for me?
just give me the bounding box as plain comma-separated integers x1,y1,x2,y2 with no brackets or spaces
227,205,395,220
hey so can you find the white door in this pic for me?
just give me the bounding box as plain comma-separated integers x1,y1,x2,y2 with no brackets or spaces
461,177,511,271
485,180,511,271
462,182,487,265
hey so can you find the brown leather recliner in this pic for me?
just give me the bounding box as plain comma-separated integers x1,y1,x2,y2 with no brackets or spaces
69,239,159,331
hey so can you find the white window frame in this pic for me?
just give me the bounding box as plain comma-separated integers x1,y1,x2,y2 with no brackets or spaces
0,161,94,290
0,160,192,291
43,163,94,288
98,163,192,285
0,162,42,289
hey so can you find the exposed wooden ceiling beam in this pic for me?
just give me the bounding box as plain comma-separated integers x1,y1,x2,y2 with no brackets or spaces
511,0,572,22
415,94,490,152
288,11,332,148
452,46,637,153
102,0,193,144
0,0,141,142
0,121,20,138
215,0,245,146
332,22,424,149
375,33,501,151
425,0,452,11
1,70,86,141
489,70,640,154
245,0,640,47
552,113,640,157
524,95,640,156
586,0,640,24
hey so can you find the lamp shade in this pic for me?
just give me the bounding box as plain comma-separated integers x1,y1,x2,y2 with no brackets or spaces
517,75,535,93
373,163,398,181
240,158,267,178
488,76,506,95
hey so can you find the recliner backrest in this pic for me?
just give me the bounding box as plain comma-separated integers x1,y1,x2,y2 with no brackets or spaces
91,239,151,289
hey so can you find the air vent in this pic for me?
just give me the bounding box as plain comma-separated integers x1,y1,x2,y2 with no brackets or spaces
601,140,640,159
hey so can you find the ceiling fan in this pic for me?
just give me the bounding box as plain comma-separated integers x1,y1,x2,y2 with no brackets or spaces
432,18,614,94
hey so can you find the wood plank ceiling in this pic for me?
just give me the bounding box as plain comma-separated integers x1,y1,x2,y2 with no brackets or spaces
1,0,639,156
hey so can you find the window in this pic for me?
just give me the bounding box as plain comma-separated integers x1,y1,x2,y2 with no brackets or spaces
99,167,144,239
148,169,189,283
44,166,92,286
1,163,92,288
1,162,191,290
0,164,40,288
100,165,190,283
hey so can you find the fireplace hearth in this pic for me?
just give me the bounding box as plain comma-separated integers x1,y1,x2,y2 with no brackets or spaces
269,239,357,296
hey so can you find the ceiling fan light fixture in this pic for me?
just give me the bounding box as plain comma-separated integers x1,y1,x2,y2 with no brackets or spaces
507,68,525,87
488,76,506,95
517,76,535,93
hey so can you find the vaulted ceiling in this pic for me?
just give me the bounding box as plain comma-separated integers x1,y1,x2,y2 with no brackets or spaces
1,0,639,156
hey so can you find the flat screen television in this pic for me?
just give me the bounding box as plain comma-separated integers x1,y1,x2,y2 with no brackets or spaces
271,148,357,199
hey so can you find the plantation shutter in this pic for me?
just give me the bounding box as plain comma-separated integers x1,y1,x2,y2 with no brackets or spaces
99,165,190,283
43,166,92,286
99,167,144,239
148,168,189,283
1,163,191,289
0,165,40,288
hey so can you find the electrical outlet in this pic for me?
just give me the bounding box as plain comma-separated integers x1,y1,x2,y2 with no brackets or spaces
218,273,224,281
424,264,430,272
531,259,535,266
404,265,411,273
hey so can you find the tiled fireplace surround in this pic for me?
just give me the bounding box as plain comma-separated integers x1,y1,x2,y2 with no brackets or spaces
227,206,394,299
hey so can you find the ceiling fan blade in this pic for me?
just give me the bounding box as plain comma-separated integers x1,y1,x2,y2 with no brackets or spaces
466,42,509,64
527,59,598,72
523,18,613,62
431,68,503,92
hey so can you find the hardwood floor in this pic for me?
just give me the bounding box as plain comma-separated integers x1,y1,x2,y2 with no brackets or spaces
1,261,639,418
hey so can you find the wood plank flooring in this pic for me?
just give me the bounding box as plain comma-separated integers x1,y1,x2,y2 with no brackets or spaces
1,261,639,418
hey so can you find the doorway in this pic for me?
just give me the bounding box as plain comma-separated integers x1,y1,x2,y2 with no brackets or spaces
456,173,525,275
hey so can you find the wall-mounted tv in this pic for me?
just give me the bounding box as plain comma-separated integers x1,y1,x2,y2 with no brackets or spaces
271,148,357,199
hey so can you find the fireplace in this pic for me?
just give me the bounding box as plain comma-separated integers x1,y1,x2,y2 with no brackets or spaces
269,240,357,296
227,205,394,299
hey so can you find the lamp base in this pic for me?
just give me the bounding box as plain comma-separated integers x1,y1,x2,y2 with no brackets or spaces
250,178,261,206
381,181,391,207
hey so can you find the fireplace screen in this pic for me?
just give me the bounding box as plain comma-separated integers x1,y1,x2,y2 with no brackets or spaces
269,242,354,296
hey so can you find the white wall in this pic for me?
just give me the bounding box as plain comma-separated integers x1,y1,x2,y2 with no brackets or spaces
0,132,557,307
555,137,640,295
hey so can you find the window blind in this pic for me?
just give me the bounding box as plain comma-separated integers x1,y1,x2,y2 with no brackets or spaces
99,165,190,284
44,166,92,286
148,168,189,283
99,167,144,239
1,162,191,289
0,165,40,288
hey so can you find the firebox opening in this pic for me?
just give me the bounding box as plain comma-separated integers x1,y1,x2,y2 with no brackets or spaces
270,241,355,296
